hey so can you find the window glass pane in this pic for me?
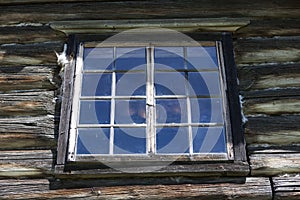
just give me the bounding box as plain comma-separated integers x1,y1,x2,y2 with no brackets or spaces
115,48,146,71
156,99,187,124
154,47,184,70
115,100,146,124
188,72,221,96
76,128,110,154
155,72,186,95
190,98,224,123
83,48,114,70
186,46,218,70
116,72,146,96
156,127,189,154
114,128,146,154
79,100,110,124
192,127,226,153
81,73,111,96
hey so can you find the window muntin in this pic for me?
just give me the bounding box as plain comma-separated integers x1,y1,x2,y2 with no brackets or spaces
68,42,232,161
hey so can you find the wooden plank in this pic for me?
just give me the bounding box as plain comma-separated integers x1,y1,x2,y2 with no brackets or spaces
0,25,65,44
238,64,300,91
0,65,59,92
0,177,272,200
50,18,250,34
243,96,300,116
273,176,300,200
0,41,64,66
0,1,299,26
234,36,300,65
0,150,53,178
245,115,300,145
249,151,300,176
235,19,300,38
0,91,55,117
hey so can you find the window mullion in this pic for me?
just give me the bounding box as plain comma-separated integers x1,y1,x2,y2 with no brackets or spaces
146,46,155,154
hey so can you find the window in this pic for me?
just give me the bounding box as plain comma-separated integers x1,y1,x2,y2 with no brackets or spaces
57,32,247,175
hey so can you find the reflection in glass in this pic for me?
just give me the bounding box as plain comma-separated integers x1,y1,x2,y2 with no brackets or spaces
192,127,226,153
83,48,114,70
77,128,110,154
155,72,186,95
79,100,110,124
156,99,187,123
188,72,221,96
115,100,146,124
116,72,146,96
82,73,111,96
186,46,218,70
190,98,224,123
114,128,146,154
154,47,184,70
156,127,189,154
115,48,146,70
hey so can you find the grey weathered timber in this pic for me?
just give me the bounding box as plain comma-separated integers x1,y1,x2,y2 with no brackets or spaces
0,177,272,200
250,150,300,176
273,176,300,200
0,150,53,178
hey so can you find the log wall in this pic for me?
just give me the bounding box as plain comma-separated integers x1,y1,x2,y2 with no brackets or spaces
0,1,299,199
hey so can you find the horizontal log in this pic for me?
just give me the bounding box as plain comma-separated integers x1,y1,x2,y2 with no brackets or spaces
0,1,299,26
245,115,300,145
273,176,300,200
249,151,300,176
243,96,300,115
238,64,300,91
0,65,59,92
0,177,272,200
234,37,300,65
235,19,300,38
0,91,55,117
0,41,63,66
0,25,65,44
0,150,53,178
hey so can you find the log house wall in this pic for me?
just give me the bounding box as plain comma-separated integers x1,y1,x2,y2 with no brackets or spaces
0,1,299,199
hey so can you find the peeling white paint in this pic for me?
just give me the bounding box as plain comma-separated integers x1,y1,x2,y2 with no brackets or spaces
239,95,248,123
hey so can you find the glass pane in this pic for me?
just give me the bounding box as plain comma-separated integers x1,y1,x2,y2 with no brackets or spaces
156,99,187,124
81,73,111,96
154,47,185,70
79,100,110,124
116,72,146,96
190,98,224,123
115,48,146,71
115,100,146,124
155,72,186,96
114,128,146,154
156,127,189,154
192,127,226,153
76,128,110,154
188,72,221,96
83,48,113,70
186,46,218,70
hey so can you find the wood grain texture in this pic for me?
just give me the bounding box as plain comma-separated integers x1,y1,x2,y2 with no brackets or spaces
273,176,300,200
0,177,272,200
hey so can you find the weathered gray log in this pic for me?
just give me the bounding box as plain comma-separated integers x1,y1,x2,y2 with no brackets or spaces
0,65,59,92
238,64,300,91
0,1,299,26
0,41,63,66
249,150,300,176
245,115,300,145
273,176,300,200
0,91,55,117
234,36,300,65
0,177,272,200
0,25,65,44
0,150,53,178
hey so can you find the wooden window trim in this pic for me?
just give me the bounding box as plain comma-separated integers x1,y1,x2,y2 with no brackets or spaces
55,32,248,178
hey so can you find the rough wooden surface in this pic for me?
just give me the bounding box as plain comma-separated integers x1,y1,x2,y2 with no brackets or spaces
0,177,272,200
273,176,300,200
